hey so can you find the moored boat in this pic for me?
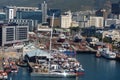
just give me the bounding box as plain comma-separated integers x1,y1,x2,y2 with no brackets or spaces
3,65,11,73
31,70,77,78
95,51,101,58
0,70,8,80
116,53,120,60
99,48,116,59
57,34,66,42
10,61,18,73
11,65,18,73
16,61,28,67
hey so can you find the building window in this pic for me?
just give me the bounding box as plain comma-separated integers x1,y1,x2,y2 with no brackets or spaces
17,27,27,40
6,28,14,41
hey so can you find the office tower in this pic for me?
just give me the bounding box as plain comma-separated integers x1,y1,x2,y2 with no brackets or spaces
16,10,42,23
112,3,120,15
41,1,47,23
3,6,14,19
111,1,120,19
0,24,28,46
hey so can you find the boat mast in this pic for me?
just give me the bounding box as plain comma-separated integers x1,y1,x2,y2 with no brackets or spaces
48,13,54,72
49,13,54,51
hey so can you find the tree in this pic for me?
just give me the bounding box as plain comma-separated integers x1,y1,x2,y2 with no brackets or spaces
69,26,80,35
103,37,112,43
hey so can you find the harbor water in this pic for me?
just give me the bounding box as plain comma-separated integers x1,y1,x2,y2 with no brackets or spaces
8,53,120,80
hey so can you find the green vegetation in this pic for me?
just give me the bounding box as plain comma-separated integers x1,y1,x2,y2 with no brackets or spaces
69,26,80,35
103,37,112,43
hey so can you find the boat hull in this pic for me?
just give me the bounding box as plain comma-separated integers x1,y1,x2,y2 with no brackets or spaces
31,72,76,78
99,48,116,59
101,52,116,59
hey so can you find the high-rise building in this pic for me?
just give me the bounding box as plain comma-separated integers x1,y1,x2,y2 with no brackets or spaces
16,10,42,23
0,23,28,46
87,16,104,28
15,10,42,31
41,1,47,23
60,11,72,28
3,6,14,19
47,17,60,28
111,1,120,19
112,3,120,15
3,6,38,19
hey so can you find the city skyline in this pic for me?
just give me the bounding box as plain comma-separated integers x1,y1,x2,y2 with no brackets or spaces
0,0,119,11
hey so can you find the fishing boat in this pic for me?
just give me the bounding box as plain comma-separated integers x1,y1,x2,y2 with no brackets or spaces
16,61,28,67
0,70,8,80
11,64,18,73
3,65,11,73
10,61,18,73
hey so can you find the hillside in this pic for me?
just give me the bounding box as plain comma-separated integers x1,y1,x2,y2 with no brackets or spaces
0,0,119,11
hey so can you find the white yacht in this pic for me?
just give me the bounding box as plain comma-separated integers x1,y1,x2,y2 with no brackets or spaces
99,48,116,59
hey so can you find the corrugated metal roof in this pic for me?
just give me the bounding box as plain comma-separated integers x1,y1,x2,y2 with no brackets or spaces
25,49,53,58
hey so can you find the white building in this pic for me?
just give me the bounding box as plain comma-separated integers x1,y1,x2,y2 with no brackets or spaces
0,24,29,46
37,23,52,32
71,21,79,27
102,30,120,42
87,16,104,28
41,1,47,23
105,19,120,27
61,11,72,28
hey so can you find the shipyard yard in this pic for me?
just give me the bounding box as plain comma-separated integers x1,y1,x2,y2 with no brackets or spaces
0,33,119,80
0,33,120,80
